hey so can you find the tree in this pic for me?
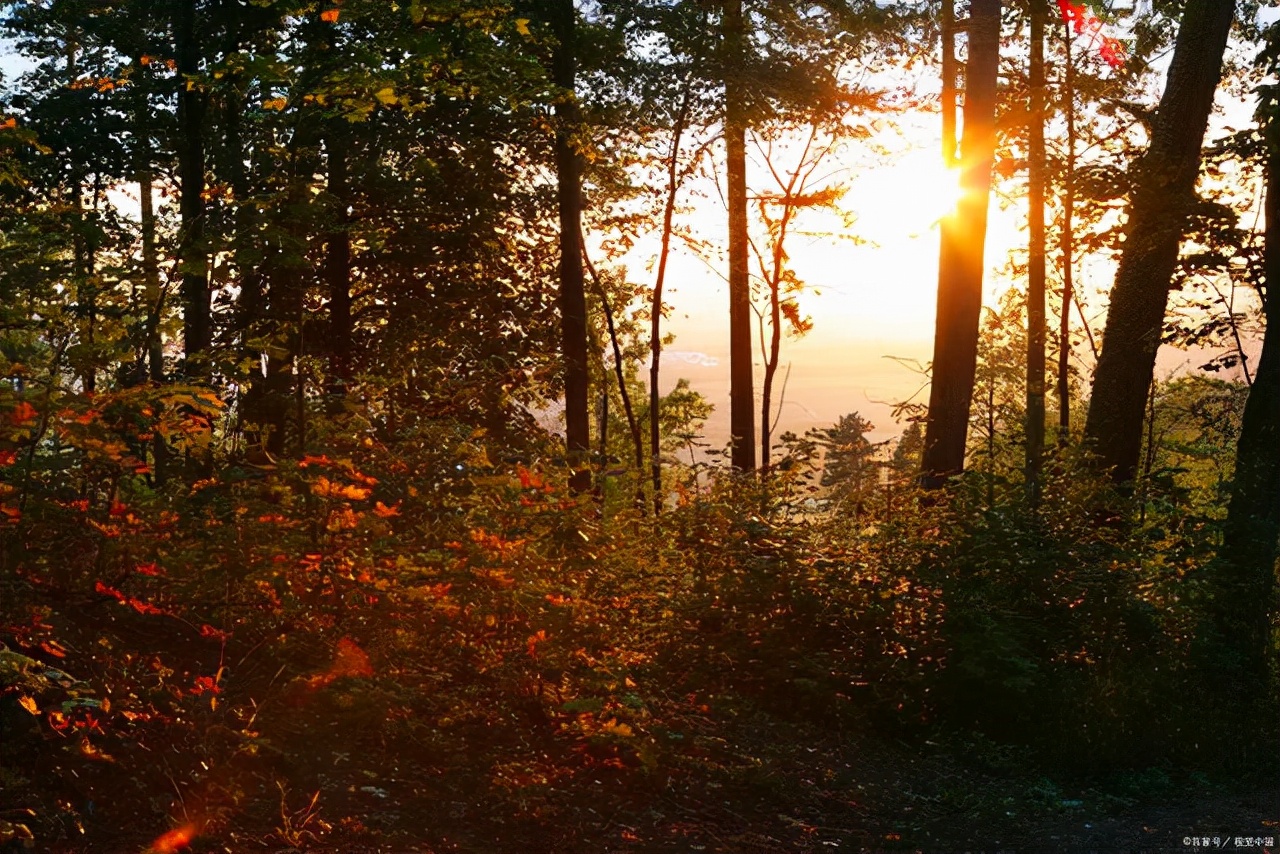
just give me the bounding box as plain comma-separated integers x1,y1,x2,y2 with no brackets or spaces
817,411,879,514
1082,0,1236,484
724,0,754,474
549,0,591,490
1216,44,1280,685
175,0,210,374
1026,0,1047,500
920,0,1002,488
752,125,840,472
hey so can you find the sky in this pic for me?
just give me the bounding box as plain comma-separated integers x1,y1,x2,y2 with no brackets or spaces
624,16,1276,452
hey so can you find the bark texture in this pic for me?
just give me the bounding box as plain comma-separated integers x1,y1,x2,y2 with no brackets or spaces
1082,0,1235,483
725,0,756,473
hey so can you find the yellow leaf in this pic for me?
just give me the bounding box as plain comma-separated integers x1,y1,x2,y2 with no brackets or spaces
262,97,287,111
601,719,633,737
374,86,398,107
17,695,37,716
515,17,530,36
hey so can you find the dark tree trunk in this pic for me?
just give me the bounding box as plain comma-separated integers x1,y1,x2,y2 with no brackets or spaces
1057,20,1077,445
651,79,694,514
324,125,352,399
1026,0,1047,500
1082,0,1235,484
1216,125,1280,683
261,121,315,458
176,0,210,372
551,0,591,491
140,162,163,384
920,0,1001,488
725,0,755,473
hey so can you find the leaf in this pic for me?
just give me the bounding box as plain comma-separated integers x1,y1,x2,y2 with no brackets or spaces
515,17,530,36
601,718,633,737
320,8,340,21
17,695,37,716
374,86,398,107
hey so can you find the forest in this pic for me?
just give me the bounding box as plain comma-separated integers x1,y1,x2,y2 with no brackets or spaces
0,0,1277,851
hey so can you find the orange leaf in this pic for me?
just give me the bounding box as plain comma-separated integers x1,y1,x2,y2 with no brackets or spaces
373,500,401,518
10,401,37,425
332,637,374,678
320,8,340,21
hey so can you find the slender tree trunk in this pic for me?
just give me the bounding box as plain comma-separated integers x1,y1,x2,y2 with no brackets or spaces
583,243,643,501
140,163,162,383
263,129,312,458
176,0,210,373
759,146,808,472
324,125,352,401
920,0,1001,488
651,82,693,515
760,266,782,472
1216,120,1280,684
551,0,591,491
725,0,755,473
1082,0,1235,484
1026,0,1046,500
1057,21,1076,445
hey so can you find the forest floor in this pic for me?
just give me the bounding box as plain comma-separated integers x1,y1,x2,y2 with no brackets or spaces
7,673,1276,854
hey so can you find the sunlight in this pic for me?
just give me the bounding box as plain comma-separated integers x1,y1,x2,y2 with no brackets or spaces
847,149,963,242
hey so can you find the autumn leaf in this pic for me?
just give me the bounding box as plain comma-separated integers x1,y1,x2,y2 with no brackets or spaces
374,86,398,107
373,500,401,518
526,630,547,659
9,401,37,425
311,476,372,500
601,719,634,737
17,695,38,716
262,97,288,111
320,7,340,21
515,17,531,36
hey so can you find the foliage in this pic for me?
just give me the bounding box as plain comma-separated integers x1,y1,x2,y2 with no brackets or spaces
0,1,1276,851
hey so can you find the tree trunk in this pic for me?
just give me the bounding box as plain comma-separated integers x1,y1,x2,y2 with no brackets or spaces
551,0,591,491
651,80,693,515
140,162,163,384
1216,120,1280,683
725,0,755,473
324,125,352,400
920,0,1001,488
1082,0,1235,484
1026,0,1046,500
940,0,958,168
1057,19,1076,445
176,0,210,373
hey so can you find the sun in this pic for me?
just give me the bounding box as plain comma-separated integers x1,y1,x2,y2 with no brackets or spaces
846,149,964,243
